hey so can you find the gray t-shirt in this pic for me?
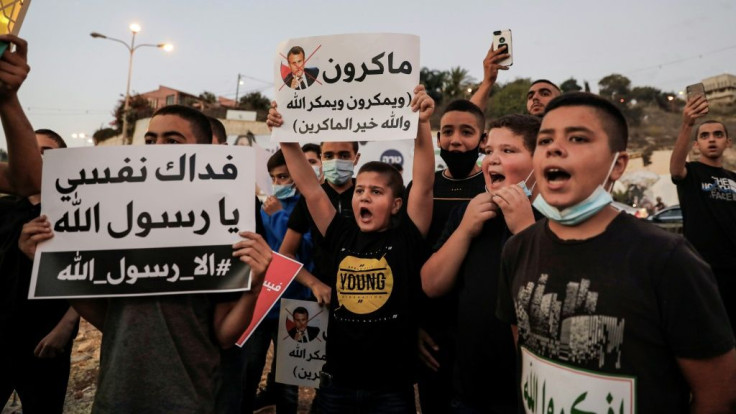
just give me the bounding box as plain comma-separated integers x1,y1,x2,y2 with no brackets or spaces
93,295,224,414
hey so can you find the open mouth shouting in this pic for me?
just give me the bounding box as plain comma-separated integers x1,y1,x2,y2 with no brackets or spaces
544,167,571,190
359,207,373,223
489,171,506,189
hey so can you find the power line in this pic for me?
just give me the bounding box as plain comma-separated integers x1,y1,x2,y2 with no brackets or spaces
627,44,736,74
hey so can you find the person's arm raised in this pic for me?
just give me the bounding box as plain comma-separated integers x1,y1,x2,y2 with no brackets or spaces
469,43,509,111
0,35,40,196
406,85,435,237
670,95,708,180
267,103,335,236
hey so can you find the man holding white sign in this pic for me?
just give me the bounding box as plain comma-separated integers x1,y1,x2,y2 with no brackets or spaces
24,105,272,413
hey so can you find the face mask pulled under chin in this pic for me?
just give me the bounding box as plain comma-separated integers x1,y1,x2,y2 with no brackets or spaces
532,153,620,226
323,159,354,185
440,147,479,178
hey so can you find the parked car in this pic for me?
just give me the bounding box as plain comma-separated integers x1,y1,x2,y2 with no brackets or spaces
611,201,648,219
647,205,683,234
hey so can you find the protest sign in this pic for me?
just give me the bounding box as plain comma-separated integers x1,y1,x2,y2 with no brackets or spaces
29,145,255,299
236,252,303,347
271,33,420,143
275,299,328,388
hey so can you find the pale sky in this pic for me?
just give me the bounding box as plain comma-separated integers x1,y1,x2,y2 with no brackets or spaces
2,0,734,150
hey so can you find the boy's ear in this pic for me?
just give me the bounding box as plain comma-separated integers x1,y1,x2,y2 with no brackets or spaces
609,151,629,182
391,197,403,215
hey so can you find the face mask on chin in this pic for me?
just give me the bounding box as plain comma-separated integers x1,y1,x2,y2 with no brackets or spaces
532,153,620,226
322,159,354,185
440,147,480,178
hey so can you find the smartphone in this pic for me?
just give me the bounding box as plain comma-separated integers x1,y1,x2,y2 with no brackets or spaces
686,83,706,102
492,29,513,66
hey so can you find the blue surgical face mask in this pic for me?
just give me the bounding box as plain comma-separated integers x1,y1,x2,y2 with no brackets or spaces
518,170,535,198
532,153,619,226
272,183,297,200
322,159,354,185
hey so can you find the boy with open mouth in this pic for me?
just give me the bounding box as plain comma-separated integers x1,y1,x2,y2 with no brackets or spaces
497,92,736,413
421,113,540,412
268,84,435,413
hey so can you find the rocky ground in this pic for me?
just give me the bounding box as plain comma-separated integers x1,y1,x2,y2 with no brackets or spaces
3,320,317,414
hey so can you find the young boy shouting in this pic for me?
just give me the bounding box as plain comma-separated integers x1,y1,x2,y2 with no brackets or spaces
421,114,540,412
268,85,435,413
496,93,736,413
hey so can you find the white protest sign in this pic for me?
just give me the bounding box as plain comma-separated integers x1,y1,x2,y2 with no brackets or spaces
271,33,420,143
520,347,636,414
29,145,256,299
275,299,328,388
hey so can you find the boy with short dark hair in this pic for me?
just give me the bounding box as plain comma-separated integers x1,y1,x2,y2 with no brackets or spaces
497,92,736,412
670,95,736,333
268,85,435,412
421,114,540,413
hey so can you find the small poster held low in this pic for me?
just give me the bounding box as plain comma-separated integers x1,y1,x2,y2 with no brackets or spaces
271,33,420,143
275,299,329,388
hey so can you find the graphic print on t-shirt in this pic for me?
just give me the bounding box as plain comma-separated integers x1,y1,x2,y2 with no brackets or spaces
515,274,625,369
701,176,736,201
337,254,394,314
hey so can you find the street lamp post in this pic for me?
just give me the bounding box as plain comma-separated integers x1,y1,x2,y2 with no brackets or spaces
90,23,172,144
235,73,244,107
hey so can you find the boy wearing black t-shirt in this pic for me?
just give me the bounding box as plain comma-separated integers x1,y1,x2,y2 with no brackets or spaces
422,114,540,413
268,85,435,413
670,95,736,333
497,93,736,413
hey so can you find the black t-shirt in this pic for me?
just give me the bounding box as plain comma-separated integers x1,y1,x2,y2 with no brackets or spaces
287,180,355,282
497,213,735,413
323,213,428,389
435,204,517,411
672,161,736,270
408,170,486,337
0,196,74,350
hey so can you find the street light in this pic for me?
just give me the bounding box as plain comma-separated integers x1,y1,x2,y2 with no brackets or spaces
90,23,172,144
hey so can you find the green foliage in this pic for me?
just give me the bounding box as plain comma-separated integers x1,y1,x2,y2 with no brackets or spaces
93,127,119,143
487,78,532,119
443,66,474,101
598,73,631,102
420,67,447,104
238,92,271,121
113,94,155,139
560,77,583,93
0,148,7,162
198,91,217,104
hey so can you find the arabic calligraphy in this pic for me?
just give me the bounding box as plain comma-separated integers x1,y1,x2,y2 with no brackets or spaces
285,92,411,112
55,251,241,286
55,154,238,194
321,51,412,84
292,112,411,135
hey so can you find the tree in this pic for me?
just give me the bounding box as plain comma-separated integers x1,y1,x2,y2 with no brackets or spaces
238,92,271,121
598,74,631,102
443,66,473,101
487,78,532,119
0,148,7,162
630,86,662,105
198,91,217,104
93,127,119,144
420,67,447,104
112,94,155,140
560,77,582,93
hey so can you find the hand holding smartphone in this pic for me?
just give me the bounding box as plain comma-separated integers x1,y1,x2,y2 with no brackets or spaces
686,83,706,102
492,29,513,66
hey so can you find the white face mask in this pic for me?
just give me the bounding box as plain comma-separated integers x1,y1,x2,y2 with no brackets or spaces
532,153,620,226
518,170,536,197
322,159,354,185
